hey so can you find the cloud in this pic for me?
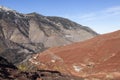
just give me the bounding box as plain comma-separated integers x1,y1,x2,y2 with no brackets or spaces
62,6,120,34
81,6,120,21
80,13,97,21
104,6,120,15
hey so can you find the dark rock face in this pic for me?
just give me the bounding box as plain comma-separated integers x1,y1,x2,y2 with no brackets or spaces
0,6,98,64
0,56,83,80
0,56,17,69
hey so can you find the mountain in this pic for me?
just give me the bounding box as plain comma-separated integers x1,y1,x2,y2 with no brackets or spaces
0,6,97,64
29,30,120,80
0,56,83,80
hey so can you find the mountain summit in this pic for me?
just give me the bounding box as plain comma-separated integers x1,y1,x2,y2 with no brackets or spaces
0,6,97,64
0,6,15,12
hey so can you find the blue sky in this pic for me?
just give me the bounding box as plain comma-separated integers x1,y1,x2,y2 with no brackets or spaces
0,0,120,34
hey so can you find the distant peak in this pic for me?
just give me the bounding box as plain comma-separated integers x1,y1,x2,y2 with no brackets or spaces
27,12,44,17
0,6,14,12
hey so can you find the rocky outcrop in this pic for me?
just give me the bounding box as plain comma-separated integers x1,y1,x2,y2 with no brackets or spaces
0,6,97,64
29,30,120,80
0,56,83,80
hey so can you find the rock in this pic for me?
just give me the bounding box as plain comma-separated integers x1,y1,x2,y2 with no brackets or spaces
0,56,83,80
0,6,97,64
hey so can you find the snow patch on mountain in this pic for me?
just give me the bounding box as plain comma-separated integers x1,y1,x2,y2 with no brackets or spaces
0,6,13,11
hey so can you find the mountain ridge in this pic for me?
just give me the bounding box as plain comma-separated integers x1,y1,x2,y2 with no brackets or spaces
0,6,97,64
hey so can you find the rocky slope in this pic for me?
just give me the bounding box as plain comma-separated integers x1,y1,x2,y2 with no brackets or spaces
29,30,120,80
0,6,97,64
0,56,84,80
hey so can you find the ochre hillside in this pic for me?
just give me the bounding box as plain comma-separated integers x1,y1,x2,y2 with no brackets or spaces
29,30,120,80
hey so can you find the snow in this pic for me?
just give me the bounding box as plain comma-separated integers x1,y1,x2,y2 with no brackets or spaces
33,54,39,59
51,60,55,63
7,12,9,14
18,49,30,53
65,35,73,38
29,58,39,65
73,65,82,72
0,6,13,11
0,6,22,18
69,26,72,29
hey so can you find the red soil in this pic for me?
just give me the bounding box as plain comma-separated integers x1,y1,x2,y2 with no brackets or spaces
30,30,120,79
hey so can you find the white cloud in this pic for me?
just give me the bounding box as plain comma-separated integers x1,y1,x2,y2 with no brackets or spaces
104,6,120,17
105,6,120,13
61,6,120,34
80,6,120,21
80,13,97,21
